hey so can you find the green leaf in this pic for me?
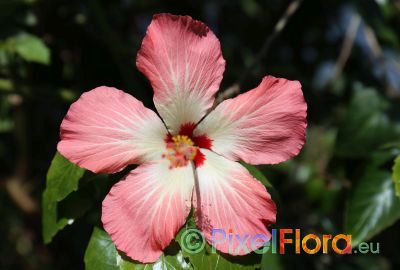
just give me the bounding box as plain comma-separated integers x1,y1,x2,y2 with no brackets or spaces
42,152,85,244
84,227,191,270
0,78,13,92
2,33,50,64
261,252,282,270
42,193,69,244
336,84,399,157
15,33,50,64
240,0,262,18
45,152,85,200
84,227,130,270
181,244,260,270
176,218,261,270
241,162,272,187
58,173,109,220
392,156,400,197
345,167,400,246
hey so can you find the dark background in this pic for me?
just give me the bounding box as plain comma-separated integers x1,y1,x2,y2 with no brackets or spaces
1,0,400,269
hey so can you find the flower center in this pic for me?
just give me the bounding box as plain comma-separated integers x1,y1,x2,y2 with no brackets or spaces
163,135,198,169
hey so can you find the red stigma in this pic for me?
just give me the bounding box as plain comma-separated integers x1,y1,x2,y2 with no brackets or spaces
178,122,212,150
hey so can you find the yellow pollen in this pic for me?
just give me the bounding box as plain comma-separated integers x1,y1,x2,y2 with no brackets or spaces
163,135,198,169
172,135,194,146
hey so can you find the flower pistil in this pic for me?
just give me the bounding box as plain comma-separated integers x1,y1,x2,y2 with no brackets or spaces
163,135,198,169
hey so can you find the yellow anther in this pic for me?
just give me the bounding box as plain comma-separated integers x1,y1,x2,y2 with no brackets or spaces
172,135,194,146
163,135,198,169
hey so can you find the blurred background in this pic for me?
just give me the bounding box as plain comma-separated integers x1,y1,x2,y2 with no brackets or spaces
1,0,400,269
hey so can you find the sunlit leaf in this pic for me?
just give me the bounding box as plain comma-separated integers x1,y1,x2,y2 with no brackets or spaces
392,156,400,197
1,33,50,64
84,227,192,270
14,33,50,64
345,167,400,246
42,152,85,244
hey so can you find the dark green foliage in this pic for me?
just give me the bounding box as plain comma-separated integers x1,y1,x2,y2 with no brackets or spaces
1,0,400,269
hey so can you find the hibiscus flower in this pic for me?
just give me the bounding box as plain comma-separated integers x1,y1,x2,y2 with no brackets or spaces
57,13,307,263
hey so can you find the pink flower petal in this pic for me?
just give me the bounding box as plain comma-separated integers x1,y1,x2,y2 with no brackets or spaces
136,13,225,133
58,86,167,173
102,160,194,263
194,76,307,165
193,150,276,255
